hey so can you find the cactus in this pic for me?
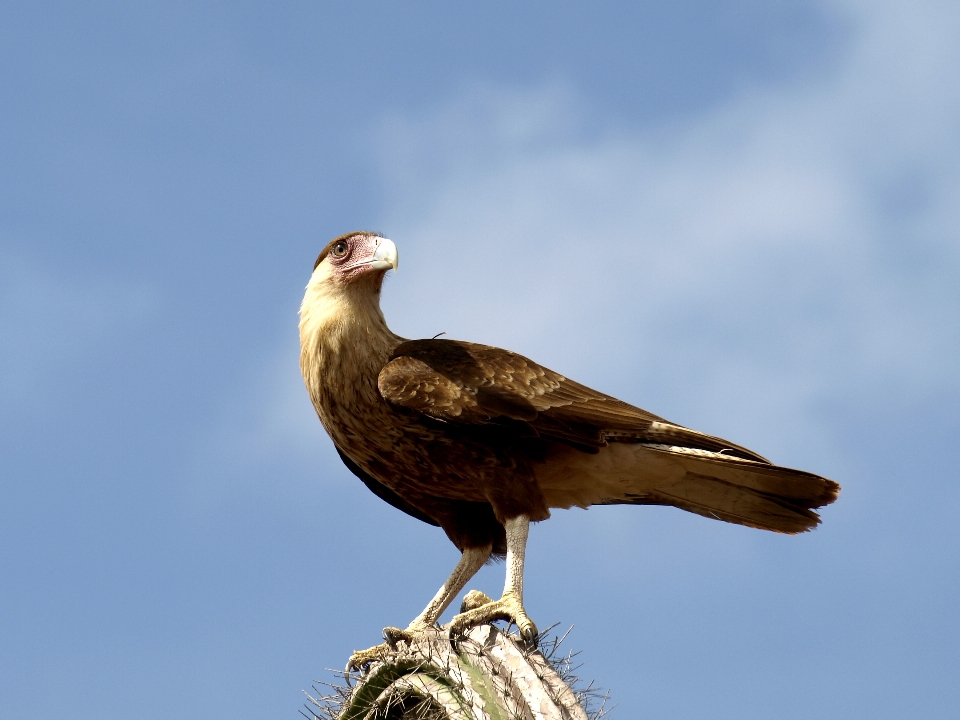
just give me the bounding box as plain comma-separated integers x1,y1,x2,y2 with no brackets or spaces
304,625,610,720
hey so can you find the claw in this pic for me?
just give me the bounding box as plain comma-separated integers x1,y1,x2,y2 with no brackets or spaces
382,626,415,650
518,621,538,649
345,642,392,673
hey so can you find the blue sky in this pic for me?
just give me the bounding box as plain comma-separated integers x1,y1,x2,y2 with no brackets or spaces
2,1,958,718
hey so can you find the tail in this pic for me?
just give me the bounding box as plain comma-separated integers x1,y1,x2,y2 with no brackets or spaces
598,443,840,534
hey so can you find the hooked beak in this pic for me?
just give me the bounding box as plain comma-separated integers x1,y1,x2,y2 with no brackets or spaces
368,237,398,272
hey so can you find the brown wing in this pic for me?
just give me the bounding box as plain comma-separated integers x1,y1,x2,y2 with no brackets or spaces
334,446,440,527
378,339,767,461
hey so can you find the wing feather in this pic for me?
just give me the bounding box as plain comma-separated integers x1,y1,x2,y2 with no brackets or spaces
378,339,766,461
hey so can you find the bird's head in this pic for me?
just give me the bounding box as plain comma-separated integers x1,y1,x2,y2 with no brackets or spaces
312,231,399,288
300,231,399,343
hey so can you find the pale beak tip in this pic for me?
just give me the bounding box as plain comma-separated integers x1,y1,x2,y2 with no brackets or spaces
372,237,399,272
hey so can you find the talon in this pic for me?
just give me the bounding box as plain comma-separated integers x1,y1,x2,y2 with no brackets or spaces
448,629,462,654
382,626,414,650
460,589,494,613
518,620,539,648
345,642,393,673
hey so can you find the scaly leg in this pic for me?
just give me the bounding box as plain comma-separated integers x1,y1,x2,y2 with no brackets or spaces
346,543,491,672
449,514,538,646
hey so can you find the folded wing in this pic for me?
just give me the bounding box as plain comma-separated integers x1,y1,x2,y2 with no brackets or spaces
379,338,839,533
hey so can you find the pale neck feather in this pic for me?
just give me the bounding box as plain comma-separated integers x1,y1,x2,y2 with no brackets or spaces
298,263,402,394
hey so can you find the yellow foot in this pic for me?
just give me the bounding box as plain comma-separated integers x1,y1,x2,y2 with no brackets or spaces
345,642,392,673
345,626,424,672
450,590,539,647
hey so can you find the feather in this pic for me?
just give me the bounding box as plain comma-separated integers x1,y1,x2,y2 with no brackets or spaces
335,446,440,527
537,442,838,533
381,339,768,460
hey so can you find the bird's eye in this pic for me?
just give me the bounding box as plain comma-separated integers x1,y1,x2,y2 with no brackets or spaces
331,241,348,258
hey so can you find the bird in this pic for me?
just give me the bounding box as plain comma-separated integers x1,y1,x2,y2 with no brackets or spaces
299,231,840,671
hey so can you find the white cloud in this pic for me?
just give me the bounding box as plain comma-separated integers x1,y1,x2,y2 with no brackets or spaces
370,0,960,465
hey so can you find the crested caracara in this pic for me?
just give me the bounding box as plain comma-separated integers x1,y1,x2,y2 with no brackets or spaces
299,231,840,671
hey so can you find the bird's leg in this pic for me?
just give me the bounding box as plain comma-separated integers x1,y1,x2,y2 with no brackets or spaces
346,544,491,672
449,514,539,647
387,543,491,641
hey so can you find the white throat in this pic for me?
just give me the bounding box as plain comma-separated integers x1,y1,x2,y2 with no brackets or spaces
298,261,399,372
